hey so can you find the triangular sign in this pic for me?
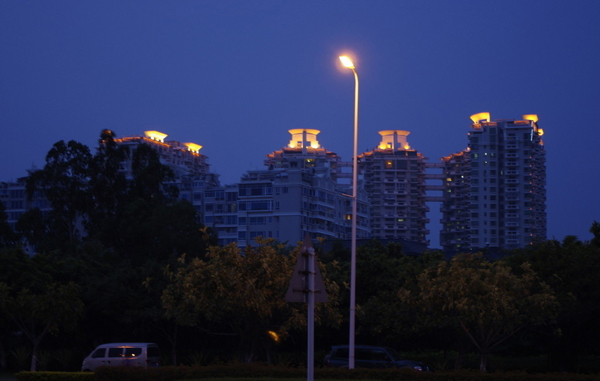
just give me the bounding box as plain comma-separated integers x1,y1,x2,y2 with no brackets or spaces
286,234,328,303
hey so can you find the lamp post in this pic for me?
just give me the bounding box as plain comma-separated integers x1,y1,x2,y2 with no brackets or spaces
339,55,359,370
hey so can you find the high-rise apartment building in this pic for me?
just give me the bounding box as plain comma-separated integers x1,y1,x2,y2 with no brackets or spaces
437,151,471,251
230,129,369,247
114,130,211,178
359,130,429,245
439,113,546,251
265,129,342,180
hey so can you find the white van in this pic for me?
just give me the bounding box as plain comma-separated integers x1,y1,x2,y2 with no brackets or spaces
81,342,160,372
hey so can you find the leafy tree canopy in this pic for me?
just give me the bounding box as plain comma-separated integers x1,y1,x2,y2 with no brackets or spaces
399,253,559,372
161,237,341,362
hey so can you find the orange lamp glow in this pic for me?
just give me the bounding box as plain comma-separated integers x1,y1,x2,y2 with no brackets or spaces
267,330,280,343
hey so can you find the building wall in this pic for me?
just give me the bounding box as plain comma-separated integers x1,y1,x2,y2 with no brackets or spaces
439,151,471,252
115,130,210,179
439,113,546,251
360,130,429,245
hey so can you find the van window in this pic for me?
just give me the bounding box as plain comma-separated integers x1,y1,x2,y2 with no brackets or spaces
108,348,123,358
91,348,106,358
371,349,389,361
333,348,348,359
125,348,142,357
147,347,160,357
356,348,372,360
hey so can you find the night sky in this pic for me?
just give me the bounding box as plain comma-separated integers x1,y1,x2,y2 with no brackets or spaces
2,0,599,248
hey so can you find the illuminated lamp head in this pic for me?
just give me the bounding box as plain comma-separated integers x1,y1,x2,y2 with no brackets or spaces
339,56,355,69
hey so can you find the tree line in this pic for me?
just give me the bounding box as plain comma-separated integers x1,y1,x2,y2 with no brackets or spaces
0,131,599,373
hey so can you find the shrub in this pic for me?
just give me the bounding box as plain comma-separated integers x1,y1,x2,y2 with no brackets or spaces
16,372,95,381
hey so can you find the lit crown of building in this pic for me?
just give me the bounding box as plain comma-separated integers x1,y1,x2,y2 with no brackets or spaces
377,130,412,151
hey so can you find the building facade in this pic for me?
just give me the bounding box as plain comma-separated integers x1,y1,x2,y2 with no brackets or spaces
359,130,429,245
217,129,369,247
439,113,546,251
114,130,211,178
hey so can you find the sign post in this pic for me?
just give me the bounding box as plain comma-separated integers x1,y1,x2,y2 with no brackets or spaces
286,235,328,381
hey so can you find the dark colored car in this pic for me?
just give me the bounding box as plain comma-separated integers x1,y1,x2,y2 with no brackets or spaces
324,345,429,371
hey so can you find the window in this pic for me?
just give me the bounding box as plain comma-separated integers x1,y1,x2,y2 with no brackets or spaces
108,348,123,358
333,348,349,359
91,349,106,359
125,348,142,357
250,217,267,225
239,201,273,211
239,184,273,197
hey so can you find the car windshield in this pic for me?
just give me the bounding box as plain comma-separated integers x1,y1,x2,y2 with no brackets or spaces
386,348,402,361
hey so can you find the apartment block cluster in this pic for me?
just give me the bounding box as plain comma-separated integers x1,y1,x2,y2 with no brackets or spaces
1,112,546,253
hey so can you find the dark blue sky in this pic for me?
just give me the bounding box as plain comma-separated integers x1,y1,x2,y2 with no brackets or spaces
1,0,599,247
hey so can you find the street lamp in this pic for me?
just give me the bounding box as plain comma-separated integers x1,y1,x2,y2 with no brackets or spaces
339,55,359,370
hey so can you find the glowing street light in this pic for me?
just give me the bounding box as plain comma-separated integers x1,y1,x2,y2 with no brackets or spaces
339,55,355,69
339,55,359,370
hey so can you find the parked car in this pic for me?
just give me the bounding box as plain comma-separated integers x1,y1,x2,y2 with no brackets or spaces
81,342,160,372
324,345,429,371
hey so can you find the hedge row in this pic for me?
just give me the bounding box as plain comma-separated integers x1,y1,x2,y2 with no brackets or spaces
16,364,600,381
16,372,95,381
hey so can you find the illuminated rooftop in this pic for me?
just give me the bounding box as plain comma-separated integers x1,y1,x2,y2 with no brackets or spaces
469,113,542,135
377,130,411,150
288,129,321,149
144,130,168,142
